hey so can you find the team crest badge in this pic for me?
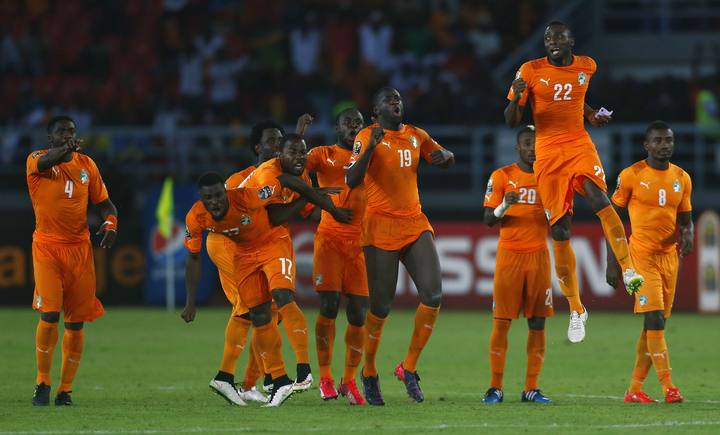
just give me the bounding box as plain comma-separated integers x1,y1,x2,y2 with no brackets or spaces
315,274,323,286
79,169,89,184
353,141,362,156
410,136,418,148
614,175,621,194
578,72,587,85
639,295,648,306
184,226,191,239
240,215,251,225
485,179,493,195
31,151,42,159
258,185,275,200
35,295,42,309
673,179,681,192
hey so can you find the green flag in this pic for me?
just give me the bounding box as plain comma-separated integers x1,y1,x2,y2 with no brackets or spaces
156,177,174,238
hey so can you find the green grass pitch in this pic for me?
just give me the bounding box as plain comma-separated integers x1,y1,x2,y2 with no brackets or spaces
1,307,719,434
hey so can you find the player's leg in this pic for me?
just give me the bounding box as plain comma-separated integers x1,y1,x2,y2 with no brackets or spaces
624,329,656,403
316,291,340,400
361,244,400,406
31,242,63,406
582,178,643,293
338,293,368,405
396,231,442,403
521,248,553,404
56,321,84,406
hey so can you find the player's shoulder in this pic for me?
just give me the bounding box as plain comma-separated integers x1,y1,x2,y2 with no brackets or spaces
27,149,48,161
625,160,648,176
669,163,692,182
186,200,207,223
491,164,513,180
575,55,597,71
520,57,548,74
308,144,330,157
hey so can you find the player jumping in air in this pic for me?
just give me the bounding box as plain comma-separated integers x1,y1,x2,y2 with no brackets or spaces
346,87,455,405
504,21,644,343
607,121,692,404
28,116,118,406
481,126,554,404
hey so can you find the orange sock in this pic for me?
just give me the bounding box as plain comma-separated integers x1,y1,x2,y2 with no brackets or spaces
362,312,386,377
403,304,440,372
525,329,546,391
628,330,652,393
253,322,286,379
646,330,675,392
59,329,84,392
278,302,309,364
489,319,511,389
219,315,251,375
597,205,633,272
343,324,364,382
36,319,59,385
552,240,584,313
242,330,263,390
315,314,336,378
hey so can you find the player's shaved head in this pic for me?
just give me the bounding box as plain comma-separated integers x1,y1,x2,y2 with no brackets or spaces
197,172,224,188
516,125,536,143
645,120,672,139
47,115,75,133
372,87,399,108
335,107,362,126
280,133,304,152
546,20,572,36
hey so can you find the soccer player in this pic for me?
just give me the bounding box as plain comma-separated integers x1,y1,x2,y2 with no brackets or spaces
303,108,368,405
346,87,455,405
606,121,692,404
504,20,644,343
27,116,118,406
240,134,353,395
481,125,553,404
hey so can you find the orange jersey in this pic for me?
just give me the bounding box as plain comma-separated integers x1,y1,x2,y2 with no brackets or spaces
507,56,596,154
611,160,692,254
184,187,273,253
484,163,549,252
306,144,365,237
26,150,109,244
350,123,443,218
225,165,256,189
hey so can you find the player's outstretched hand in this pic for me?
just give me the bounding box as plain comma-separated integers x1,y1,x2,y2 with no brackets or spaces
430,149,455,167
315,186,342,196
64,138,82,153
504,191,520,205
679,229,694,257
296,113,314,135
181,304,196,323
330,207,353,224
96,226,117,249
606,261,621,288
511,78,527,99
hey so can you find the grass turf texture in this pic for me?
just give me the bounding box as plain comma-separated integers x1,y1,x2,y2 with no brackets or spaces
1,307,718,434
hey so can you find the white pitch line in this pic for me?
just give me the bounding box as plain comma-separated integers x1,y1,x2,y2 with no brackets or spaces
2,421,720,435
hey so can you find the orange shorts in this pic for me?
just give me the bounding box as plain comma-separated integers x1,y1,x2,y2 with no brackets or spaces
492,246,553,319
363,212,434,251
313,231,368,296
535,140,607,225
630,243,678,318
206,233,252,316
234,236,295,309
31,240,104,322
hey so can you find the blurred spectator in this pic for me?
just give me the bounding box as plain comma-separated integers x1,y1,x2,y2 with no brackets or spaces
359,11,394,73
290,12,322,76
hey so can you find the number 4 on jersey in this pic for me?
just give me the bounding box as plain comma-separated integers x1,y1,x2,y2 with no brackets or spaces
64,180,74,198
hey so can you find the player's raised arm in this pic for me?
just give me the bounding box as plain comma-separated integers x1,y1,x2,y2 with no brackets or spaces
504,77,527,128
295,113,314,136
346,127,382,188
484,191,519,227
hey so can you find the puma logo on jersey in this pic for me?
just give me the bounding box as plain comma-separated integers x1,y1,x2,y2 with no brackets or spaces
293,328,308,335
326,158,336,166
381,141,391,148
508,180,518,188
640,181,650,189
539,78,550,86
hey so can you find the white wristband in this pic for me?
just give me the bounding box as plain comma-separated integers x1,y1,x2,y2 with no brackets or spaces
493,199,510,218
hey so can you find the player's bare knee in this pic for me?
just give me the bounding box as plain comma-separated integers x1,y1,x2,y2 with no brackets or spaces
271,288,294,307
527,317,545,330
64,321,83,331
643,311,665,330
250,303,272,327
40,312,60,323
319,292,340,319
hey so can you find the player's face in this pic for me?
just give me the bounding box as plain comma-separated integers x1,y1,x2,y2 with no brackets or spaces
374,89,403,124
199,183,229,221
544,25,574,61
256,128,283,162
48,120,77,148
336,110,364,149
516,132,536,165
644,128,674,162
279,138,308,176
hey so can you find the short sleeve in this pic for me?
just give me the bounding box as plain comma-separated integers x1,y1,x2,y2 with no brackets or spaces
483,169,507,208
183,207,203,254
506,62,531,106
87,157,109,205
26,150,48,176
418,129,443,163
305,146,325,172
678,172,693,213
347,127,372,168
611,168,633,208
